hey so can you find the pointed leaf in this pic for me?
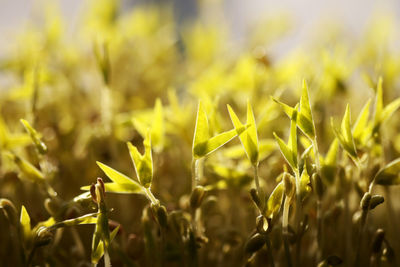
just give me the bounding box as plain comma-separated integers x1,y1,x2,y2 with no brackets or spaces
271,97,296,118
300,164,311,200
352,99,371,145
151,98,165,151
274,133,297,170
299,80,315,139
202,127,245,158
20,119,47,154
97,161,136,185
332,105,357,159
320,139,339,184
81,182,143,194
127,132,153,188
375,158,400,186
12,154,45,182
227,102,259,164
20,205,31,241
192,100,210,157
382,98,400,123
373,77,383,129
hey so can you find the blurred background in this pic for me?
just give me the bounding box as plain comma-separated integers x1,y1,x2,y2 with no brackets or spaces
1,0,400,56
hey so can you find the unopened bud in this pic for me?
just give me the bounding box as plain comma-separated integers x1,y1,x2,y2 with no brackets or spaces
35,226,53,247
190,186,206,210
312,173,324,199
371,229,385,254
360,192,371,211
369,195,384,210
156,205,168,228
283,173,295,198
245,233,265,254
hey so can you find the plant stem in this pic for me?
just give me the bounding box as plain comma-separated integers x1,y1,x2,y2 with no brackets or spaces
104,248,111,267
282,197,293,267
312,137,323,261
312,138,321,171
144,188,158,205
253,164,263,209
265,235,275,267
191,158,204,191
294,169,302,266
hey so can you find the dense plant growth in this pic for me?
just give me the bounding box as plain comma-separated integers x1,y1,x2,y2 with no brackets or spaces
1,1,400,266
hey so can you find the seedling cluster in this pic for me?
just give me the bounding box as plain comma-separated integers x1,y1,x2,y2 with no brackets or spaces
1,1,400,266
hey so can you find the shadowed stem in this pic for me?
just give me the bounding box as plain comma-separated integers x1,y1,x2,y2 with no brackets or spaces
265,235,275,267
294,169,302,266
282,197,293,267
312,137,323,261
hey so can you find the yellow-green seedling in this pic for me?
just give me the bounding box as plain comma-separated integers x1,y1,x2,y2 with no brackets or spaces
127,131,153,188
82,162,143,194
331,104,358,161
132,98,165,152
227,100,259,165
20,119,47,154
192,100,247,159
273,107,298,171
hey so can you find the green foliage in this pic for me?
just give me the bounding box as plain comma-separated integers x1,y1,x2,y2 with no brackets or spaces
331,104,358,160
274,108,298,170
127,132,153,188
193,100,246,158
227,101,259,165
1,2,400,267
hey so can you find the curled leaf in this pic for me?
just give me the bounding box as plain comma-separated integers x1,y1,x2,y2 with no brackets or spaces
374,158,400,186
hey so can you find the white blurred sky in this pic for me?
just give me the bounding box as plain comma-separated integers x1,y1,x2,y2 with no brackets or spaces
0,0,399,52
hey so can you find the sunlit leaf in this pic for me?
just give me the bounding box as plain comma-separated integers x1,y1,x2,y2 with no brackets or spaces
151,98,165,152
20,119,47,154
10,154,45,182
193,100,210,157
321,139,339,184
20,205,31,242
374,158,400,186
127,131,153,188
299,164,312,200
96,161,136,185
227,101,259,165
352,99,371,146
271,97,296,118
331,104,357,159
274,133,296,170
298,79,315,139
265,182,284,219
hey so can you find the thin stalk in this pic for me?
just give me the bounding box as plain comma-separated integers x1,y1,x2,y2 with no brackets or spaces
294,169,302,266
312,137,321,171
191,158,204,191
104,248,111,267
265,235,275,267
355,167,375,266
312,137,323,261
282,197,293,267
316,200,322,259
144,188,158,205
253,164,263,209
